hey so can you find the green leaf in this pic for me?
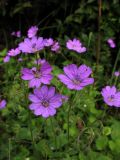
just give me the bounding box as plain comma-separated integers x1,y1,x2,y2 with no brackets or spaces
111,121,120,140
35,139,51,156
16,127,31,140
96,136,108,150
0,48,7,56
102,127,111,136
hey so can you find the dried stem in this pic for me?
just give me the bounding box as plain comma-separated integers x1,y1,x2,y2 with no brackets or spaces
96,0,102,71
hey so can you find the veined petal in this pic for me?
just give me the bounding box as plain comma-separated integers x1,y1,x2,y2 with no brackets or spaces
29,94,40,103
29,78,41,88
29,103,40,110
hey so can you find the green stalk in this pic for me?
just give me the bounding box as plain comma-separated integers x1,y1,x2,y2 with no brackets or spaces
50,118,57,150
28,111,36,149
67,101,72,143
8,138,11,160
110,49,120,85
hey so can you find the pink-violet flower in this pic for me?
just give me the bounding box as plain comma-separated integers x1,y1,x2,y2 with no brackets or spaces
7,48,20,57
21,60,53,88
58,64,94,90
34,59,47,65
51,41,60,52
29,85,63,118
66,39,86,53
114,71,120,77
19,37,44,53
28,26,38,38
107,38,116,48
101,86,120,107
3,56,10,63
18,58,23,62
11,31,21,38
0,99,7,109
44,38,54,47
16,31,21,37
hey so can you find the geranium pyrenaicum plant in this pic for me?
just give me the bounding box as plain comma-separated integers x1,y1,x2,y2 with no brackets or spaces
58,64,94,90
0,99,7,110
107,38,116,48
66,38,86,53
21,60,53,88
28,85,64,118
101,86,120,107
27,26,38,38
18,37,44,53
7,48,20,57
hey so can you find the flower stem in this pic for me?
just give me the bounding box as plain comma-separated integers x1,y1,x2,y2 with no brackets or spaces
28,111,36,149
8,138,11,160
67,101,72,143
110,49,120,85
50,118,57,150
67,91,78,144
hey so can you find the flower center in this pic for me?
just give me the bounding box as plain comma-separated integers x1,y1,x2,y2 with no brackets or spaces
73,76,82,85
32,43,36,49
42,100,49,108
108,95,115,102
33,70,41,78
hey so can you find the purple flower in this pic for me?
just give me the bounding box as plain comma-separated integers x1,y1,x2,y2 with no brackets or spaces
19,37,44,53
66,39,86,53
11,31,16,36
28,26,38,38
58,64,94,90
11,31,21,37
107,38,116,48
16,31,21,38
114,71,120,77
7,48,20,57
0,99,7,109
34,59,46,65
28,85,63,118
101,86,120,107
44,38,54,47
21,60,53,88
18,58,23,62
51,41,60,52
3,56,10,63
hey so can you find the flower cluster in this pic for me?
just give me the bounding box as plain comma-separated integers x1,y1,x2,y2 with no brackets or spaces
58,64,94,90
107,38,116,48
101,86,120,107
2,23,120,119
66,38,86,53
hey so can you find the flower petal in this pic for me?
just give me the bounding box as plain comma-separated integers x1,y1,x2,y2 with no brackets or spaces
29,78,41,88
29,94,40,103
